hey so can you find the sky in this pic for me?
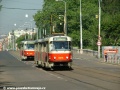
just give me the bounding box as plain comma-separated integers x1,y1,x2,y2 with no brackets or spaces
0,0,43,35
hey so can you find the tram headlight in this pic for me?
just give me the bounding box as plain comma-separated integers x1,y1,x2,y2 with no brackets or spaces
27,53,28,54
54,57,56,60
66,56,68,59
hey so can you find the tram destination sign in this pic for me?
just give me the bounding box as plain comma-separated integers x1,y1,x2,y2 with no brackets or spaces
53,37,67,41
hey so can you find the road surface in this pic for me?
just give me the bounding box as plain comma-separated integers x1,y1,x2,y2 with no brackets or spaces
0,51,120,90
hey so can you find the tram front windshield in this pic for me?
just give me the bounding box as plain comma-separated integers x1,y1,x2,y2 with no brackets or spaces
24,44,34,50
49,41,71,51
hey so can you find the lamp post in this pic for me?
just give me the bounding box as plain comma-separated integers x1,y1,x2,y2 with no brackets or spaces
25,14,33,39
12,30,15,50
56,0,67,35
80,0,83,54
97,0,102,58
13,23,17,50
25,14,32,29
25,22,32,30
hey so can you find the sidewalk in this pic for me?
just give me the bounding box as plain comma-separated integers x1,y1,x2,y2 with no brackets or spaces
73,50,120,66
73,51,103,61
8,50,21,60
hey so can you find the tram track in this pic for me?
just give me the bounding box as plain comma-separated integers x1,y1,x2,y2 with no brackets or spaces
49,72,109,90
72,66,120,80
20,58,120,85
47,65,120,90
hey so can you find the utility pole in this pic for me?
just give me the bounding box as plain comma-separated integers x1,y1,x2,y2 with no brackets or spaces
80,0,83,54
56,0,67,35
97,0,102,58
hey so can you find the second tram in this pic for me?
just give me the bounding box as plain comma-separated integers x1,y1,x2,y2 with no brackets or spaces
20,40,35,60
34,35,72,69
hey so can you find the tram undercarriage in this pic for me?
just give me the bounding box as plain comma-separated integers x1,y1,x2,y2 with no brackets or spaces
36,60,72,69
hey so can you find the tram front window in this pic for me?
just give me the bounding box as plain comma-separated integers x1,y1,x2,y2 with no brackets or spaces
49,41,71,51
24,44,34,50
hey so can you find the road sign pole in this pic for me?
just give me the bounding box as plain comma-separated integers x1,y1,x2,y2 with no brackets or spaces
98,44,100,58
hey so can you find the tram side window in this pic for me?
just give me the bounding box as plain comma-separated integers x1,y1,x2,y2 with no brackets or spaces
21,44,23,50
37,44,39,51
41,43,44,52
39,43,41,52
44,42,46,52
45,41,49,52
24,44,27,49
69,41,72,50
35,44,36,51
49,41,55,51
35,44,38,51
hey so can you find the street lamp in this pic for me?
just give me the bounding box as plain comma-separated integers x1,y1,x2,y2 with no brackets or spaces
56,0,67,35
25,14,28,18
80,0,83,54
25,14,32,29
25,14,34,39
14,23,16,27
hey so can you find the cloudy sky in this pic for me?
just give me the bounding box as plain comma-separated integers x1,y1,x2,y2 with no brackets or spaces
0,0,43,35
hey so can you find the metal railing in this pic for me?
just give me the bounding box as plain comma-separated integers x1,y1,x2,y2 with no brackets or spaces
72,49,98,57
104,53,120,64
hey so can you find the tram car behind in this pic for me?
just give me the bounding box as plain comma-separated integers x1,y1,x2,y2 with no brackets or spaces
20,40,35,60
34,36,72,69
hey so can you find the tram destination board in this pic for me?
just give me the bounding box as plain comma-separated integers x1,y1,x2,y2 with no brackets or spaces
53,37,67,41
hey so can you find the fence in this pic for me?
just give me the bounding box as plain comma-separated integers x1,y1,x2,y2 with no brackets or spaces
73,49,98,57
102,46,120,64
104,53,120,64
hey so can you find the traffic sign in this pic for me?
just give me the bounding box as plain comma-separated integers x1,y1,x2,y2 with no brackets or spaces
97,41,101,46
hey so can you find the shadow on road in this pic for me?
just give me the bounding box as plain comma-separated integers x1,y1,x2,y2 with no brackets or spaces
52,66,74,71
36,65,74,71
22,58,34,61
0,65,12,87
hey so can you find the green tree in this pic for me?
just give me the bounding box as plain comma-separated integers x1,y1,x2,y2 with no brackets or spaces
16,35,25,49
33,0,120,50
101,0,120,46
15,33,36,49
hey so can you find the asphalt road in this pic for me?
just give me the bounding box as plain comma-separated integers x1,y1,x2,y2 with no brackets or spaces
0,51,120,90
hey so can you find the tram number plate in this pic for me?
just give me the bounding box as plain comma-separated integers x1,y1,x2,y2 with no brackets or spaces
58,57,63,59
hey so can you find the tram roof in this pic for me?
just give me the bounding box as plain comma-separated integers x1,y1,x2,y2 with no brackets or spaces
35,35,72,43
21,40,35,44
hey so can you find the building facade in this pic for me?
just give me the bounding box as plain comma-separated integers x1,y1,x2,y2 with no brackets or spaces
8,28,36,50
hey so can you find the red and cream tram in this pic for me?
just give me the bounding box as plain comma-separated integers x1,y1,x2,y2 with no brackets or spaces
20,40,35,60
34,35,72,69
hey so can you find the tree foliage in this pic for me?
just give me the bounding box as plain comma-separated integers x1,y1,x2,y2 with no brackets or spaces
16,35,25,49
33,0,120,50
16,34,36,49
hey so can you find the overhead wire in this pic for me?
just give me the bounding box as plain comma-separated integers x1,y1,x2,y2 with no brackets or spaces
2,6,41,11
